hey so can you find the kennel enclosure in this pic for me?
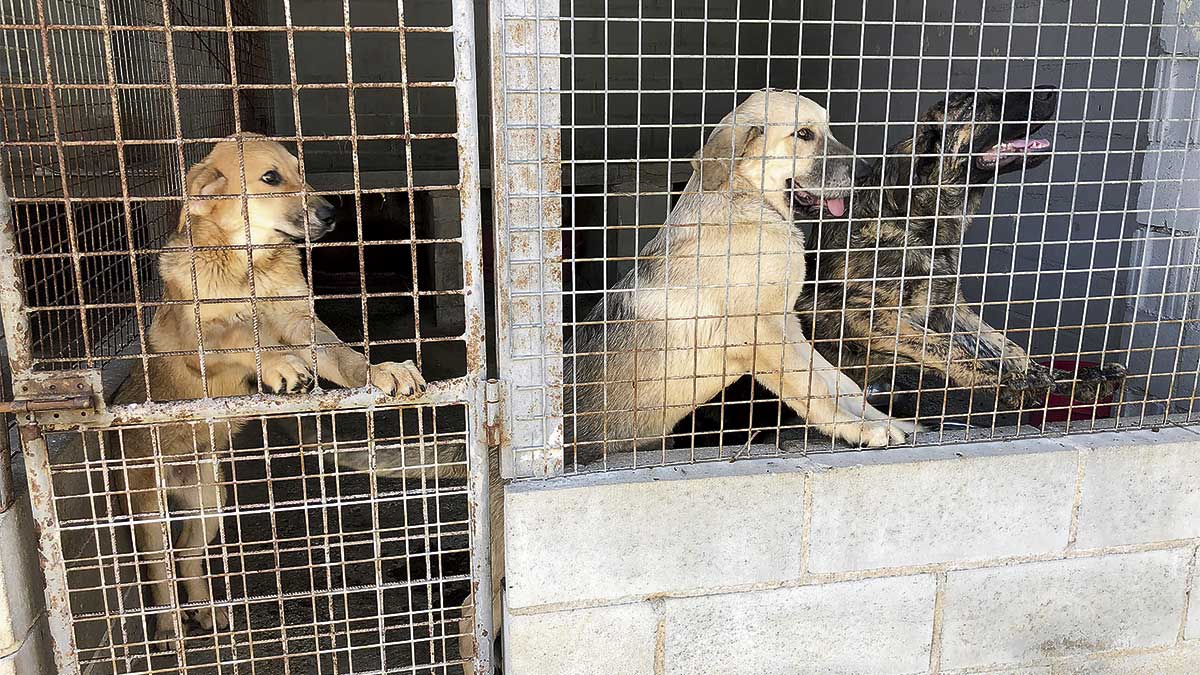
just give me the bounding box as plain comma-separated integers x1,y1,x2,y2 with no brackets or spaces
1,0,1200,673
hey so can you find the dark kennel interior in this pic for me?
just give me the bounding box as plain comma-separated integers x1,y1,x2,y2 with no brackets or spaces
556,0,1197,454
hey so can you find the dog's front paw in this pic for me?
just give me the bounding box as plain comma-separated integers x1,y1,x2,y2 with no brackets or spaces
150,614,179,646
999,363,1054,408
840,418,906,448
263,354,313,394
370,360,426,397
1052,362,1127,403
193,605,229,633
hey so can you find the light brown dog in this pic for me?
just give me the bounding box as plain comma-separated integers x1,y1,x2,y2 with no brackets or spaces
110,133,425,641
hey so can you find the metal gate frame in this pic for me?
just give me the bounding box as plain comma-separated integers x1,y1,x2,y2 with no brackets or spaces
0,0,493,672
489,0,565,480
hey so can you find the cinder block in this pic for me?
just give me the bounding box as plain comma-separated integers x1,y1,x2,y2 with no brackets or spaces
807,450,1076,572
1148,59,1200,146
505,603,657,675
1074,437,1200,548
662,575,935,675
940,549,1191,669
1052,644,1200,674
1135,142,1200,232
505,469,805,609
1125,229,1200,323
1160,1,1200,55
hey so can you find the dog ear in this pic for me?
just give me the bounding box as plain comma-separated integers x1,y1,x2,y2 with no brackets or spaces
691,122,764,191
183,161,227,221
911,123,944,181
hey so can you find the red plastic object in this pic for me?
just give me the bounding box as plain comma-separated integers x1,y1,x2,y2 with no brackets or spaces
1025,360,1115,427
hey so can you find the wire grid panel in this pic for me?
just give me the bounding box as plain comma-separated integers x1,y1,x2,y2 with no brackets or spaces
0,0,491,672
488,0,1200,476
48,404,474,674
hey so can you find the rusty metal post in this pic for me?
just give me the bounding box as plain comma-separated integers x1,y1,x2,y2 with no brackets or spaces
0,174,77,670
453,0,494,670
0,168,27,515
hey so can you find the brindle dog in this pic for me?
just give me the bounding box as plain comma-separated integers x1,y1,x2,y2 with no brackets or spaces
798,85,1126,409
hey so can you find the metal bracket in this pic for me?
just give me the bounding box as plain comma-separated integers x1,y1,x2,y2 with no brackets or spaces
484,378,505,449
4,370,103,428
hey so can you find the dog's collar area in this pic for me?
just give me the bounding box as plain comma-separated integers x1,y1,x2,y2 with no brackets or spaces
976,137,1051,167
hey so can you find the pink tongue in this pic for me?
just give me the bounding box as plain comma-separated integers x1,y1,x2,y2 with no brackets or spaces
824,197,846,217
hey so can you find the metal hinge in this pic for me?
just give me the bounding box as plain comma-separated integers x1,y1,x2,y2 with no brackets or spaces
1,370,103,427
483,378,505,449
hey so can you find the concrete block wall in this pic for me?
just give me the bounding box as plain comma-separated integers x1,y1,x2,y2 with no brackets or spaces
503,426,1200,674
1122,0,1200,412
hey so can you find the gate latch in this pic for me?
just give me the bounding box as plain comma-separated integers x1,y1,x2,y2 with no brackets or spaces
484,378,505,449
1,370,102,426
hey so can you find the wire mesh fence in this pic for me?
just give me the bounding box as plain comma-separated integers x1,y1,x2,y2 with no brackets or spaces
52,404,471,674
487,0,1200,476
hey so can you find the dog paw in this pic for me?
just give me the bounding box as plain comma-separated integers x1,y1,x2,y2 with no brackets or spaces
150,616,179,645
886,417,925,436
999,364,1055,408
1052,362,1127,403
843,419,906,447
370,360,426,397
264,354,313,394
190,605,229,634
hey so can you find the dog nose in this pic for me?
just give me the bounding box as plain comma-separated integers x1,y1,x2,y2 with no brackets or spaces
1034,84,1058,101
314,202,336,226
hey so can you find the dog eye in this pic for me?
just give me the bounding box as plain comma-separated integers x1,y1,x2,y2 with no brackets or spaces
261,170,282,186
794,128,815,141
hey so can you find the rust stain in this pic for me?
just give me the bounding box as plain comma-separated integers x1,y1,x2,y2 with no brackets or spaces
508,20,530,45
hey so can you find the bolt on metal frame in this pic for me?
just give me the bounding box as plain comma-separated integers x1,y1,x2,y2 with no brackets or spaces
0,0,492,673
488,0,1200,478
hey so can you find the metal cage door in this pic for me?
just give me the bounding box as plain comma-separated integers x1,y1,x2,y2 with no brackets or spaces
0,0,492,673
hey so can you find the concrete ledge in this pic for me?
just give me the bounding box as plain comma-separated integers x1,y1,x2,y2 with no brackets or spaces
503,426,1200,672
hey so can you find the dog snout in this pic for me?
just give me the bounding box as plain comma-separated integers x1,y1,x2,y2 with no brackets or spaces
314,199,336,227
825,137,859,188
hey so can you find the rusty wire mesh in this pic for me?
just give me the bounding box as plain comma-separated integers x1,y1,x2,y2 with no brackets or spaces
49,403,472,673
